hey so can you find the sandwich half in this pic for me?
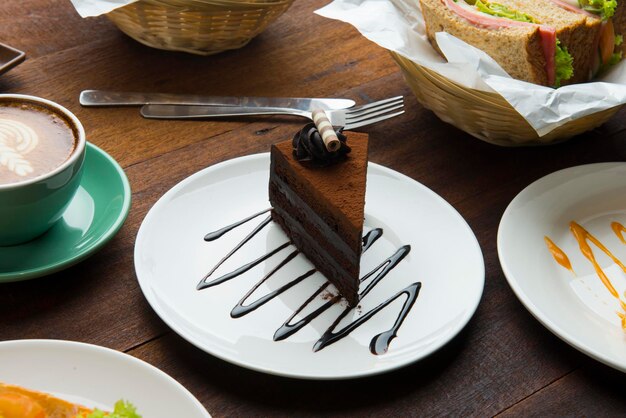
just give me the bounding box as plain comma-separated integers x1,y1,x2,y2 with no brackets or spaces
547,0,624,74
419,0,602,86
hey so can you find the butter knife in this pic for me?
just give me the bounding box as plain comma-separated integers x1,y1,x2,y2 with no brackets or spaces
79,90,355,111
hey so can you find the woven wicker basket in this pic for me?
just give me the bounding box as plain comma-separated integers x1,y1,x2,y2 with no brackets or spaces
390,52,623,146
106,0,295,56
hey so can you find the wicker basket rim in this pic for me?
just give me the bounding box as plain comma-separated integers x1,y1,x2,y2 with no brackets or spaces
138,0,293,8
392,51,624,118
388,50,623,145
395,52,625,113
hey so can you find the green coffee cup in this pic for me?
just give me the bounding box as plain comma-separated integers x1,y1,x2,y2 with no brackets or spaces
0,95,86,246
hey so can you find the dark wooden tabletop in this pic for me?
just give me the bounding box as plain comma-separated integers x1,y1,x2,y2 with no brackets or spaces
2,0,626,416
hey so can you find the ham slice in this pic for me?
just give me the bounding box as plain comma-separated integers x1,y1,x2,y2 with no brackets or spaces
442,0,557,86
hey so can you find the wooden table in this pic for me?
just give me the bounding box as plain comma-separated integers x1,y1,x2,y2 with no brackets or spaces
2,1,626,416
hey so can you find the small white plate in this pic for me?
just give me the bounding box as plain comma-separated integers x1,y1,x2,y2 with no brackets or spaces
498,163,626,373
135,153,484,379
0,339,210,417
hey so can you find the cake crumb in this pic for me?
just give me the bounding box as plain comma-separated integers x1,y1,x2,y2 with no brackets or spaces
321,290,336,301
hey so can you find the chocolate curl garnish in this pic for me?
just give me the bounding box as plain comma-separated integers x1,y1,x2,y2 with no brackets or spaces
311,109,340,152
292,123,350,166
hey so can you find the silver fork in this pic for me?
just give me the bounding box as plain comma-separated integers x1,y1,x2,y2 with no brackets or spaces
140,96,404,130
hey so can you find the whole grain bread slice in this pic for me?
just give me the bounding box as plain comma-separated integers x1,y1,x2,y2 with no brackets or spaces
419,0,548,85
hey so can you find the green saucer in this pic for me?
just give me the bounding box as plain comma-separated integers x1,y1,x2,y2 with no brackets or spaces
0,143,131,282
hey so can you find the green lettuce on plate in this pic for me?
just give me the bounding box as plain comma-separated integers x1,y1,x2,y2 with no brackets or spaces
80,400,141,418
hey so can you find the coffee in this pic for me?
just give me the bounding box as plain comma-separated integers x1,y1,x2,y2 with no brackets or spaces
0,100,76,185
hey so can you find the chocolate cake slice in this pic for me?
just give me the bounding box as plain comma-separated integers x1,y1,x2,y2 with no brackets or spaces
269,124,369,306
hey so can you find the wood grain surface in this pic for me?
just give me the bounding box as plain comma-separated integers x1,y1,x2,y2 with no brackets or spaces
1,0,626,416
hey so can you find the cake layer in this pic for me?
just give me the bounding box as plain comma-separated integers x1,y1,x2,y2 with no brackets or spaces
272,205,360,305
270,175,358,268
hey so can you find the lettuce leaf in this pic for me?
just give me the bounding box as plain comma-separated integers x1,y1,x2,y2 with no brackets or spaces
474,0,537,23
81,400,142,418
555,40,574,87
578,0,618,20
608,51,623,65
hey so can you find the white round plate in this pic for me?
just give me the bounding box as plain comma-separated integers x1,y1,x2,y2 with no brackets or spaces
135,153,484,379
0,339,210,417
498,163,626,373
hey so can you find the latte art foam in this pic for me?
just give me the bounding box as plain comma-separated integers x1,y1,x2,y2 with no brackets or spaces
0,101,76,185
0,118,39,177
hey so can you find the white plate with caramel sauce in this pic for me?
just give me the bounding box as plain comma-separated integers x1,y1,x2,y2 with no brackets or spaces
134,154,485,379
498,163,626,373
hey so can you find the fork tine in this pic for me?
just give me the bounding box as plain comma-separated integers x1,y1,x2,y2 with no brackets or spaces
345,103,404,124
344,110,405,130
345,98,404,119
347,96,403,113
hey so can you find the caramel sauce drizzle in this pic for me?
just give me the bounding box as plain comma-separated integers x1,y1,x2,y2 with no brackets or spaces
611,222,626,245
544,236,573,272
545,221,626,330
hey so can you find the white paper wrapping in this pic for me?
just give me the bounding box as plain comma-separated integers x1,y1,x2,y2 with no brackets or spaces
315,0,626,136
70,0,137,17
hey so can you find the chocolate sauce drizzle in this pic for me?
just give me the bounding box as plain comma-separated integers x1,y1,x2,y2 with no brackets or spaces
204,208,271,241
274,243,410,348
198,210,421,354
316,282,421,354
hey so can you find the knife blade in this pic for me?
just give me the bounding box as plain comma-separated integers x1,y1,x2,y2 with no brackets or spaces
79,90,355,111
